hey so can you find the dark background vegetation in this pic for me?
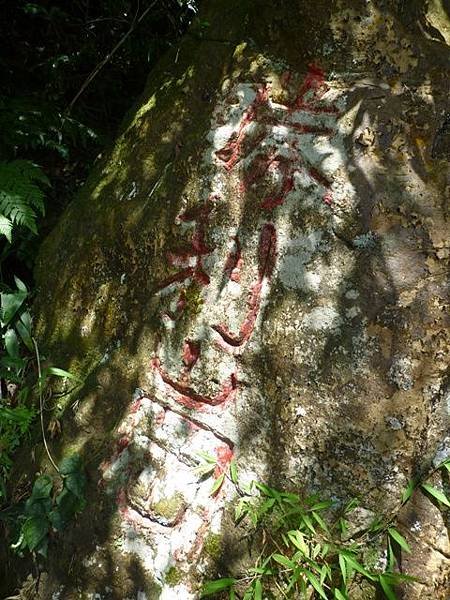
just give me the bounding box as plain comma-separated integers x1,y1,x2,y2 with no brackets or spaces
0,0,197,283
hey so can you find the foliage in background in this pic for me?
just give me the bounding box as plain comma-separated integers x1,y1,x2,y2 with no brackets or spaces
0,0,197,280
3,454,87,558
195,455,450,599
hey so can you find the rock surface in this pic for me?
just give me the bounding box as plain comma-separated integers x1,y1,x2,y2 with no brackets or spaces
3,0,449,598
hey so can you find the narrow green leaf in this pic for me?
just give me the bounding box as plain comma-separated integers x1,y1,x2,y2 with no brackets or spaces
46,366,80,381
254,578,262,600
339,553,347,584
16,319,33,351
343,553,375,580
387,539,395,572
334,589,348,600
402,479,416,504
272,553,295,569
196,451,217,464
210,472,225,496
311,510,329,533
302,513,316,535
440,460,450,473
229,459,238,484
287,530,308,555
388,528,411,553
14,276,27,292
379,574,398,600
201,578,235,597
421,483,450,507
193,463,216,477
304,569,327,600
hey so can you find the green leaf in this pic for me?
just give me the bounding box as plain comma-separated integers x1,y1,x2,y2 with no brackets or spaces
0,215,13,242
343,553,375,581
59,454,83,475
65,471,86,499
311,510,329,533
334,589,348,600
196,451,217,464
5,328,20,358
272,553,294,569
439,460,450,473
388,528,411,553
46,366,80,381
230,459,238,484
1,290,27,326
29,475,53,501
254,578,262,600
339,553,347,584
402,479,416,504
15,319,33,351
304,569,327,600
201,578,235,597
14,276,27,292
421,483,450,507
379,574,398,600
210,472,225,496
193,462,216,477
287,530,308,555
302,513,316,535
21,515,49,551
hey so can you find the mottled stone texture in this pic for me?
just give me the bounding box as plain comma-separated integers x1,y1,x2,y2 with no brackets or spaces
3,0,449,598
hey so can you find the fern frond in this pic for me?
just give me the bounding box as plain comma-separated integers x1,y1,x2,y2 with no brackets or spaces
0,160,49,240
0,215,13,243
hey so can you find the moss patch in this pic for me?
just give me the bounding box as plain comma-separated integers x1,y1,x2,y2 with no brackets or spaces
165,566,184,587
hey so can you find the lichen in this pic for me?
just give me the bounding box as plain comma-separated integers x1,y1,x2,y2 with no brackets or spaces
202,532,223,560
164,566,184,587
152,493,185,521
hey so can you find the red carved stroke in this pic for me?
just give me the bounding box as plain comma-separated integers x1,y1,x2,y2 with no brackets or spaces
215,65,338,208
212,224,277,347
293,64,339,114
154,203,213,311
215,85,269,171
223,236,243,282
152,357,238,408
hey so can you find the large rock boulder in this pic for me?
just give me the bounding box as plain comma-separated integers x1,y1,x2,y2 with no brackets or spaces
5,1,449,598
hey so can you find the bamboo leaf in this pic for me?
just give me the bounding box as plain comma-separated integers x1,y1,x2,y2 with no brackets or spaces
210,472,225,496
421,483,450,507
388,528,411,553
304,569,327,600
272,553,295,569
201,578,235,597
230,460,238,484
379,574,398,600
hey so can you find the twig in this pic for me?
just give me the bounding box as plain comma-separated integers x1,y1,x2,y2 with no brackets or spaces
32,337,60,475
67,0,157,113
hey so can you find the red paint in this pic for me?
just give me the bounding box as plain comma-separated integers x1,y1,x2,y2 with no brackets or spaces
116,436,130,452
294,64,338,114
155,202,213,304
153,356,237,407
261,173,294,210
182,340,201,369
215,84,269,170
213,224,277,347
214,445,234,477
223,237,243,282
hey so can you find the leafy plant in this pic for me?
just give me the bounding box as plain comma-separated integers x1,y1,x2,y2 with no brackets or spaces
200,464,417,599
0,160,49,243
11,453,86,557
